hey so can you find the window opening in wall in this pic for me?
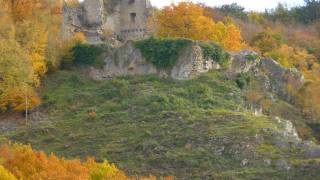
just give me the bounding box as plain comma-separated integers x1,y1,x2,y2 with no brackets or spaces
130,13,136,22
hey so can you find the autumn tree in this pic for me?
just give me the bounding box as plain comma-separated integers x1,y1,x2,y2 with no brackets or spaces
0,40,40,112
0,143,172,180
250,29,283,54
155,2,243,51
0,0,64,113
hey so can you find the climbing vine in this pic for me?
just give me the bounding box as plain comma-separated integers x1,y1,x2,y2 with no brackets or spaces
134,37,192,70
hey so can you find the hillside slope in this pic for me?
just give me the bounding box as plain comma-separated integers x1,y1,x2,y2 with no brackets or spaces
2,69,320,179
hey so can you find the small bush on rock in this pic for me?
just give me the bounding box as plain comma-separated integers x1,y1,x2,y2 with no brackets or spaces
200,42,230,67
236,73,251,89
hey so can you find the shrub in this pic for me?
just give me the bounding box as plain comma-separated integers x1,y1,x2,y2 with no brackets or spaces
87,110,97,119
112,79,130,97
60,32,86,70
236,73,251,89
72,43,104,67
200,42,230,67
135,37,192,70
250,30,283,54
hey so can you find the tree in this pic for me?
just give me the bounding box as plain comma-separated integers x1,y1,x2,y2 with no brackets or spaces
218,3,247,19
155,2,243,51
15,21,48,85
250,29,283,54
294,0,320,23
0,40,40,113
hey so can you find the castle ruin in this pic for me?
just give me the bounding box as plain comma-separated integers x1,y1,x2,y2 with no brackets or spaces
62,0,152,43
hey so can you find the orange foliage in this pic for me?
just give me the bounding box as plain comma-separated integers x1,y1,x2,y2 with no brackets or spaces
0,143,174,180
0,143,89,179
155,2,243,51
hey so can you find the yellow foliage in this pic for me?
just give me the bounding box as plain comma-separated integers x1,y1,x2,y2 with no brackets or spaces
266,44,318,80
86,158,128,180
0,40,40,112
0,0,64,112
64,0,81,8
297,82,320,119
248,12,266,24
155,2,243,51
0,166,17,180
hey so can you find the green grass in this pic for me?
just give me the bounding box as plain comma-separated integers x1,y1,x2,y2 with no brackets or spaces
4,70,320,179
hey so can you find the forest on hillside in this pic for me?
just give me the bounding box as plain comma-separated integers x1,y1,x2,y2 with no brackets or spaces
0,0,320,179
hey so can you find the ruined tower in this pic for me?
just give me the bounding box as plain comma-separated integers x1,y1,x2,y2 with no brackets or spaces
118,0,151,40
62,0,151,43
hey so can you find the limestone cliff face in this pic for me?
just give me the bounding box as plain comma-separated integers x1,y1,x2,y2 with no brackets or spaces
89,41,219,80
90,43,305,98
229,50,305,101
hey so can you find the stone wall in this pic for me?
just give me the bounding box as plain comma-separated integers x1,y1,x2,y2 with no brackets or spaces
62,0,151,43
118,0,151,40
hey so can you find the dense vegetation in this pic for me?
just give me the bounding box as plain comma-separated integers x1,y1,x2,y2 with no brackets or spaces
1,0,320,179
135,37,192,69
0,143,171,180
200,42,230,67
2,70,319,179
154,2,244,51
135,37,230,70
72,43,105,67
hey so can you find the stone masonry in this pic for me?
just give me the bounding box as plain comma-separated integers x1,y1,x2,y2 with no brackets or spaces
62,0,151,43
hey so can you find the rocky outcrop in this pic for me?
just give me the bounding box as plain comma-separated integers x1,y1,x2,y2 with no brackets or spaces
89,42,157,80
230,51,305,101
229,50,260,73
89,41,219,80
260,58,305,100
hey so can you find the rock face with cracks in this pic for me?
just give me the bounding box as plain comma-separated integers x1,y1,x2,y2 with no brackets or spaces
89,41,220,80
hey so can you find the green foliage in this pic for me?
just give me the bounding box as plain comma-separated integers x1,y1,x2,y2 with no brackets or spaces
265,1,320,23
72,43,104,67
134,37,192,70
5,70,319,179
218,3,247,19
236,73,251,89
200,42,230,67
250,30,283,54
245,54,260,61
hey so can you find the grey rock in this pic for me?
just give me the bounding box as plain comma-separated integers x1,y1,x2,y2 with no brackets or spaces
276,160,291,171
259,58,305,101
241,159,249,167
89,41,221,80
229,50,260,74
303,141,320,158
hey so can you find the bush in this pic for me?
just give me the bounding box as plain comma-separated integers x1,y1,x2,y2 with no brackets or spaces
200,42,230,67
236,73,251,89
72,43,104,67
135,37,192,70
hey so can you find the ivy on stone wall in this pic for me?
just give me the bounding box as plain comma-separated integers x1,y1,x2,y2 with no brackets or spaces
72,43,105,68
134,37,192,70
200,42,230,67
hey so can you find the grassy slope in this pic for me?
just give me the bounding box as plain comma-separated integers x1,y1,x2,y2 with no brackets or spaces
5,70,320,179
